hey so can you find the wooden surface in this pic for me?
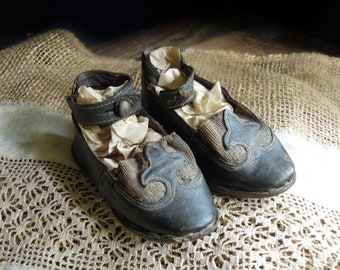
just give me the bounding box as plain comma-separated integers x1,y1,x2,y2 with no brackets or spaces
89,11,340,59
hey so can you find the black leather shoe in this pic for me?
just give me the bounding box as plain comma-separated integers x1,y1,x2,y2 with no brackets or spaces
141,46,296,198
66,70,218,242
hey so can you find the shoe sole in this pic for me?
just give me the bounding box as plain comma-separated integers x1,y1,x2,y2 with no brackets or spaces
208,173,296,198
115,210,219,243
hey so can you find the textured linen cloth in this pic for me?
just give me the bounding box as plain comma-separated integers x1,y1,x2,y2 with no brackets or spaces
0,29,339,270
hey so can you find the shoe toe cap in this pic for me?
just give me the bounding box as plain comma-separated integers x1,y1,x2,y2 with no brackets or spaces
250,152,296,191
206,139,296,196
153,181,218,239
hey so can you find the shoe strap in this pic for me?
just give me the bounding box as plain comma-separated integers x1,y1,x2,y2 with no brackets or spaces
67,72,142,126
142,51,195,110
159,69,195,109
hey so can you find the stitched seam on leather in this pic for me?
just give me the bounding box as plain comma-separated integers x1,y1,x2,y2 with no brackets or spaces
111,177,176,211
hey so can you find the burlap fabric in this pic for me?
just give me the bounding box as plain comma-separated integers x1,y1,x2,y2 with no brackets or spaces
0,29,339,269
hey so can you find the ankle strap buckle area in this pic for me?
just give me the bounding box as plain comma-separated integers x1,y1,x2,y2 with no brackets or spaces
67,92,142,126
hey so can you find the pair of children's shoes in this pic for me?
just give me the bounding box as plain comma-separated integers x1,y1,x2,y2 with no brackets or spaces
66,46,296,243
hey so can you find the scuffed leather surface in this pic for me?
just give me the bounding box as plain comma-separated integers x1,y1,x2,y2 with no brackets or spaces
141,48,296,195
67,70,218,240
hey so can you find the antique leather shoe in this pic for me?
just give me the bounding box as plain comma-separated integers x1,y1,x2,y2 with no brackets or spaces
141,46,296,198
66,70,218,242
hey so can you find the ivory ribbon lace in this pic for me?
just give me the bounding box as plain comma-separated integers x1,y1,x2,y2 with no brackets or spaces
76,84,162,170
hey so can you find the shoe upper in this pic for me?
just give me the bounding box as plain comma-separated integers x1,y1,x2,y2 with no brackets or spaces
141,47,296,196
66,70,217,242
